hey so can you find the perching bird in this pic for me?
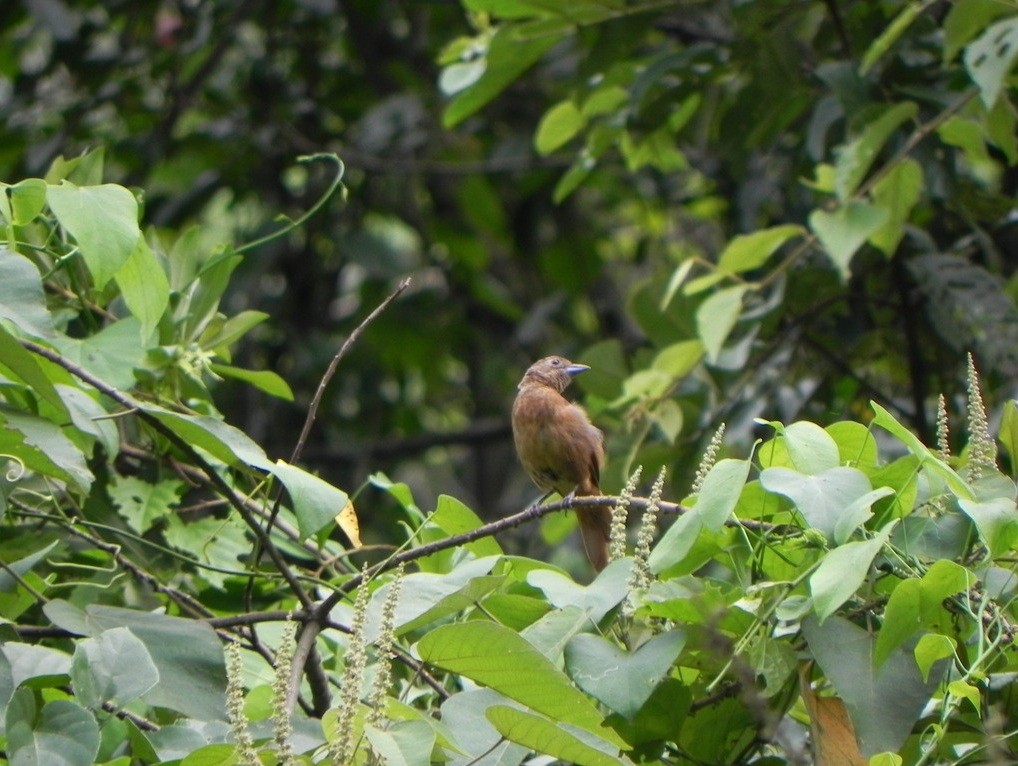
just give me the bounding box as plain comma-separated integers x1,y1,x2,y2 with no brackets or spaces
512,356,611,571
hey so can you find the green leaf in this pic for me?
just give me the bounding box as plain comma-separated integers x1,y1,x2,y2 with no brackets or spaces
647,512,703,574
270,460,349,539
204,364,293,400
199,310,269,352
693,458,751,531
486,706,623,766
6,690,99,766
964,17,1018,107
521,606,590,660
47,604,227,721
417,621,622,745
564,631,685,718
870,402,974,500
444,26,561,127
999,400,1018,476
46,181,141,288
427,495,503,557
715,225,804,276
944,0,1014,62
874,560,974,667
834,102,917,200
869,159,923,256
0,406,93,492
652,340,704,379
144,406,272,470
760,466,878,543
811,524,895,622
810,201,889,280
958,497,1018,558
109,475,184,534
859,4,925,75
71,627,160,708
364,720,436,766
114,239,169,341
802,614,947,756
535,101,586,154
1,179,47,226
827,420,880,471
178,744,238,766
0,541,59,593
367,557,501,640
56,384,119,456
182,252,244,340
696,285,748,363
51,318,147,391
783,420,841,474
0,250,55,339
440,689,530,764
914,634,956,682
0,323,68,417
526,557,632,623
948,679,982,711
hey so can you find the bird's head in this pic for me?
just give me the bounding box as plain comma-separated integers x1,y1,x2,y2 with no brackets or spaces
519,355,590,393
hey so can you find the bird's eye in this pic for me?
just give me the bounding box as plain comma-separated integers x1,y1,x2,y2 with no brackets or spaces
551,358,561,366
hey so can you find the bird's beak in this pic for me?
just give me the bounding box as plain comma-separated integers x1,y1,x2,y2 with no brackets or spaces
566,363,590,376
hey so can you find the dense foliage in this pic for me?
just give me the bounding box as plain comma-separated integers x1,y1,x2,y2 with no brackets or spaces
1,0,1018,764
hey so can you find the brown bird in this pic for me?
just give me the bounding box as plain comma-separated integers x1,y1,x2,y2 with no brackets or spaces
512,356,611,571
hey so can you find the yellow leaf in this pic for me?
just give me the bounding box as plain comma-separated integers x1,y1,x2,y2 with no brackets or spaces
335,500,361,547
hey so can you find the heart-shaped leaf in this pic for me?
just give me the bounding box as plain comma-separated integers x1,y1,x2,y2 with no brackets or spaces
809,201,889,280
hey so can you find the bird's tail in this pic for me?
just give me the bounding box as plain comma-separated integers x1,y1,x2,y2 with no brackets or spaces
576,496,611,572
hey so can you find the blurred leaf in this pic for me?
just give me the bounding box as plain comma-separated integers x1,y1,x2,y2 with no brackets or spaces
46,181,141,289
957,496,1018,558
810,201,889,280
0,406,93,492
109,475,184,534
335,499,361,547
868,159,923,256
834,102,917,200
914,634,956,682
444,26,561,127
535,101,586,154
859,4,927,75
944,0,1014,61
696,285,747,363
0,323,68,417
715,225,804,279
51,318,147,391
964,17,1018,107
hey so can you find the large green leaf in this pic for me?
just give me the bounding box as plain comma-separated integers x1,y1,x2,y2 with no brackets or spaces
70,627,159,708
5,690,99,766
43,602,227,721
439,688,530,765
114,239,169,341
143,406,272,470
526,557,631,623
0,406,93,492
802,614,947,756
426,494,503,558
809,523,895,621
760,466,881,543
486,706,622,766
0,250,55,339
564,630,685,718
417,621,622,745
109,475,184,534
46,181,141,288
0,179,47,226
51,317,148,391
0,324,68,418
